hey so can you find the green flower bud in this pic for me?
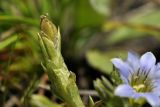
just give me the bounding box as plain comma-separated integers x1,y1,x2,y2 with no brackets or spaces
37,15,84,107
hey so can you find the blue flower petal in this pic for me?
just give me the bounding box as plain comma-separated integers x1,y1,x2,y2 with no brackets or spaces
140,52,156,71
114,84,135,97
111,58,131,80
141,93,160,107
127,52,140,72
152,80,160,95
132,93,142,99
115,85,160,106
145,65,156,79
151,63,160,79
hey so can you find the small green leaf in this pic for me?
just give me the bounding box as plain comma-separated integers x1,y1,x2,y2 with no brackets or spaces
89,0,110,16
0,35,18,51
31,95,61,107
101,76,113,91
86,50,127,75
103,96,124,107
89,96,94,107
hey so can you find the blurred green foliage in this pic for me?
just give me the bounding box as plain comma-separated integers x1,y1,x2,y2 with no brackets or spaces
0,0,160,106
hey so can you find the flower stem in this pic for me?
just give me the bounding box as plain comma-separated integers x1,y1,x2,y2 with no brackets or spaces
129,98,145,107
129,98,135,107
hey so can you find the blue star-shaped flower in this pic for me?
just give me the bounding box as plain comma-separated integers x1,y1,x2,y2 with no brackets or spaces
111,52,160,107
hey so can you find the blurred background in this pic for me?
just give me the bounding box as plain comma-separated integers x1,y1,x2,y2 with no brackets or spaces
0,0,160,107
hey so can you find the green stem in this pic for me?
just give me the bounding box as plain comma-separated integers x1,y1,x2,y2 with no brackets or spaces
129,98,135,107
129,98,145,107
